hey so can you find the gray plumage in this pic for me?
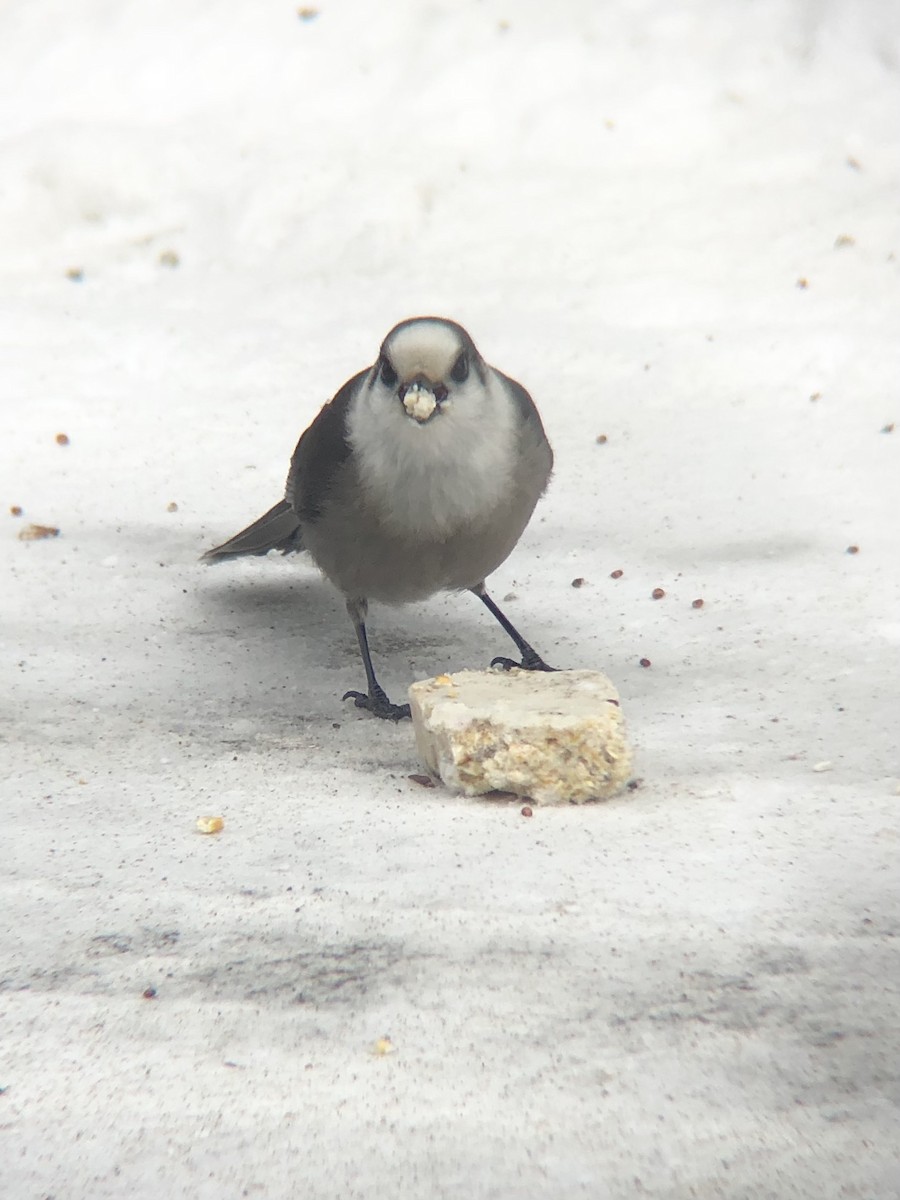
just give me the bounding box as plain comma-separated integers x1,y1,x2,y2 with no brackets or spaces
204,317,554,719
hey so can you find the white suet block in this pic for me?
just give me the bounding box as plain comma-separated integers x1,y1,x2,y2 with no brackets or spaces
408,669,633,804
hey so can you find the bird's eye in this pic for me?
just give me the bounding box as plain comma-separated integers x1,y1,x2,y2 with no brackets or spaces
380,357,398,387
450,353,469,383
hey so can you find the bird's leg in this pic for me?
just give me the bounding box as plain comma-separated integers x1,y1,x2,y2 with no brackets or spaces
341,597,411,721
471,585,555,672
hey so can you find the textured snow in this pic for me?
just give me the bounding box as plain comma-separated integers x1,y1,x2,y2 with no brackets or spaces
2,2,900,1197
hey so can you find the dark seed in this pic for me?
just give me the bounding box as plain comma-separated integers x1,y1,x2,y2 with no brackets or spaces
521,806,533,817
639,658,651,668
651,587,665,600
408,774,436,788
692,598,704,609
610,569,623,579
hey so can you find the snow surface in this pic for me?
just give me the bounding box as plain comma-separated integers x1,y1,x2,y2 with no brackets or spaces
2,1,899,1196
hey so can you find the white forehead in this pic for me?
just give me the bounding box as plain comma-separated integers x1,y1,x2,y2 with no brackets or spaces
384,320,464,380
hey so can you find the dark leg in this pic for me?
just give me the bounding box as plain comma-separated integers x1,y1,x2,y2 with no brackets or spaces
341,598,411,721
471,584,555,672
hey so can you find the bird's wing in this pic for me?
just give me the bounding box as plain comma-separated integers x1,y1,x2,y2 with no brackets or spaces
286,368,368,521
203,368,369,564
494,368,554,475
494,369,549,438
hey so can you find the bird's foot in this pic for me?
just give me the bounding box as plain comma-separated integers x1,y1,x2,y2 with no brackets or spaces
490,652,556,673
342,686,411,721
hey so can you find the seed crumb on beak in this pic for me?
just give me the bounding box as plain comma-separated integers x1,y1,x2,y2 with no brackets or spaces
402,382,439,423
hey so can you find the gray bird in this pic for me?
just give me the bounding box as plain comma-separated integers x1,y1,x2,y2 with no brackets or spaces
203,317,554,720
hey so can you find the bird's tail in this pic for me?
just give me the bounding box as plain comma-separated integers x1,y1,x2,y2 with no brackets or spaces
202,500,304,563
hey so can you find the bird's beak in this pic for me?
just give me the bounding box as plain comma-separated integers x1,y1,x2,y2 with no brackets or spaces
399,374,448,424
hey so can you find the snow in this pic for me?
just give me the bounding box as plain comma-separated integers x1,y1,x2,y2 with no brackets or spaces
2,1,899,1196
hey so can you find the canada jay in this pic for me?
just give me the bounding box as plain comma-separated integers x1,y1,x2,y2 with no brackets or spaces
203,317,554,720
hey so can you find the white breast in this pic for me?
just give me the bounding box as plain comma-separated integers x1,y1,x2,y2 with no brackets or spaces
346,370,518,537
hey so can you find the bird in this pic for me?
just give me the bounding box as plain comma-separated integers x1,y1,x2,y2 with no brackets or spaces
203,316,554,720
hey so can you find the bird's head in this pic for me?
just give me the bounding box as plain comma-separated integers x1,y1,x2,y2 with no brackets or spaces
368,317,486,425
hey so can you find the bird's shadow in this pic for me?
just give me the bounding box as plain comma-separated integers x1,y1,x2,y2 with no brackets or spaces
194,559,521,709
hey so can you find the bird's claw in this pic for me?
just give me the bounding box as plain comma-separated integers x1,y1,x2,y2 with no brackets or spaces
490,653,556,673
342,689,411,721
